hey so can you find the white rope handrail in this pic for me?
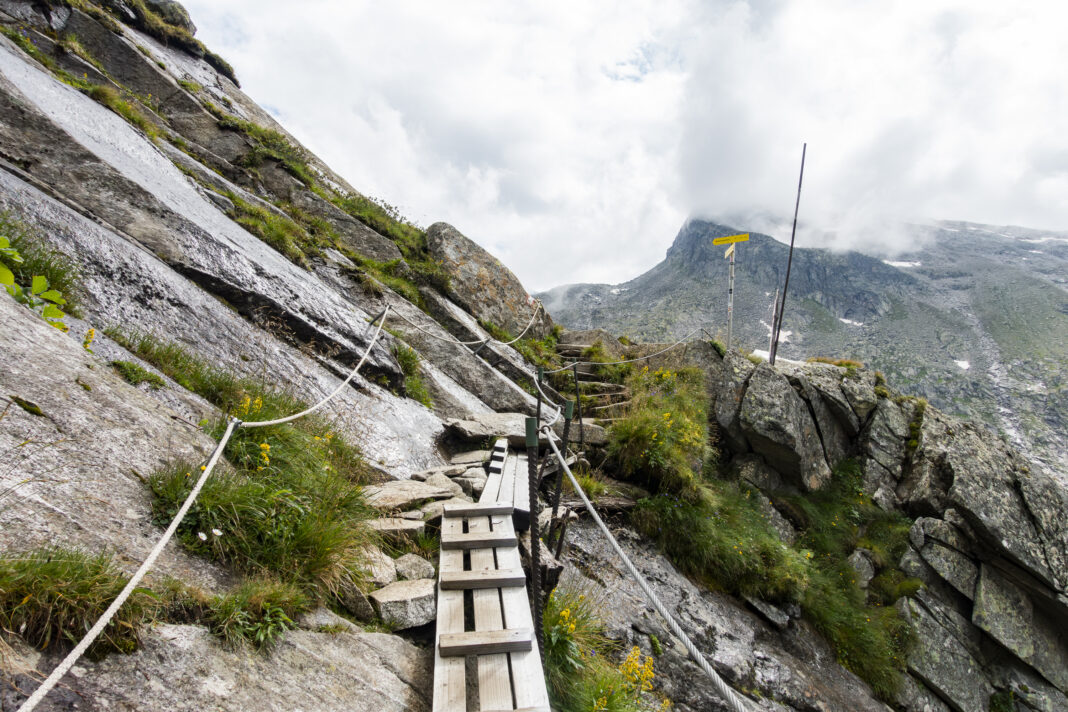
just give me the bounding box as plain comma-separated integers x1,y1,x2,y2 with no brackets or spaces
16,419,239,712
239,307,390,429
544,327,703,374
541,428,755,712
389,300,542,347
18,309,392,712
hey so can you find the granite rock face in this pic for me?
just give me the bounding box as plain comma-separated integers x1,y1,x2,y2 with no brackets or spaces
426,221,554,339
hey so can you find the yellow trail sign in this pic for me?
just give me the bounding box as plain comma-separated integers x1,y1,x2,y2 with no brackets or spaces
712,233,750,246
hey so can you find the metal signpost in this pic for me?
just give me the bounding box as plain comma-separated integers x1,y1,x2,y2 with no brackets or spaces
712,233,749,349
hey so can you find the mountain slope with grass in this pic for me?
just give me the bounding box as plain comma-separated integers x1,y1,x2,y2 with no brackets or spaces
1,3,1066,712
539,219,1068,481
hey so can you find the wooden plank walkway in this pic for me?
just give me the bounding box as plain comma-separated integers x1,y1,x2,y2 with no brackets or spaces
432,438,550,712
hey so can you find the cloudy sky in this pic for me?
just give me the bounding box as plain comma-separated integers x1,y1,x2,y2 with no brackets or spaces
183,0,1068,291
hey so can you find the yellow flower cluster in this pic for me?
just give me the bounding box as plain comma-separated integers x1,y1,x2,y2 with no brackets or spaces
82,327,95,351
620,646,655,693
258,442,270,470
236,395,263,418
558,607,576,633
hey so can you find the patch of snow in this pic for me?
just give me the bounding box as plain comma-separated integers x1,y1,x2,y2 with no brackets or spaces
942,227,960,232
609,288,621,295
1028,250,1043,254
954,360,970,371
1021,237,1068,244
839,318,864,327
883,260,922,268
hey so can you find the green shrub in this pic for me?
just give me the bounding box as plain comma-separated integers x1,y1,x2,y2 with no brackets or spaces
224,191,317,265
0,211,81,316
581,340,631,384
392,343,433,408
607,366,709,494
633,485,809,602
207,579,308,649
0,547,152,657
543,584,668,712
110,360,165,389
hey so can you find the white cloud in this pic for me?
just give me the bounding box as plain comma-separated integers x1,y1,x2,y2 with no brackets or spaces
183,0,1068,290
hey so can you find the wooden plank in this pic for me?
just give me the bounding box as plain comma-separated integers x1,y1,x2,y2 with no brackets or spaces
440,568,527,590
443,503,514,518
498,453,517,507
496,517,550,710
469,513,512,711
439,628,532,657
431,516,467,712
512,452,530,531
440,531,516,550
480,451,506,504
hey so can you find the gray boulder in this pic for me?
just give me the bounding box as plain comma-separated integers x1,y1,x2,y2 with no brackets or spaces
363,481,454,512
358,545,397,588
370,579,437,630
394,554,435,581
706,350,754,454
738,364,831,491
426,222,553,339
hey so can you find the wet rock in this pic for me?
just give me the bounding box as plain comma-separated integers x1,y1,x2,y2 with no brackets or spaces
420,497,474,526
706,350,754,454
358,544,397,588
839,370,880,423
367,518,426,545
394,554,435,581
451,450,492,465
738,364,831,491
911,518,978,599
426,221,553,339
363,481,454,512
370,579,437,630
847,549,876,589
445,412,607,448
973,564,1068,692
898,593,992,712
297,607,358,633
2,623,433,711
423,472,469,500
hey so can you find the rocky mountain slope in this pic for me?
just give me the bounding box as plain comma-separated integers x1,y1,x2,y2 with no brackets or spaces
539,219,1068,481
0,3,1065,712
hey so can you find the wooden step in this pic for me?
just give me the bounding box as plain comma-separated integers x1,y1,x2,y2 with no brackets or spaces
439,628,533,657
443,503,514,518
439,568,526,590
440,531,517,550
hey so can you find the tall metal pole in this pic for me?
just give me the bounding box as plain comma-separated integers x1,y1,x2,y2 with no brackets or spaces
768,288,779,354
726,247,736,350
769,143,807,366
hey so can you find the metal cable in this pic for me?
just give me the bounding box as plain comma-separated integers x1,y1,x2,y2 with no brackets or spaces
238,307,389,429
541,429,755,712
16,419,239,712
388,300,542,347
544,328,703,374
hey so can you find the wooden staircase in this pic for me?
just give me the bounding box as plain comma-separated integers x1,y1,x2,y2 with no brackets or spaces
432,439,550,712
553,343,631,424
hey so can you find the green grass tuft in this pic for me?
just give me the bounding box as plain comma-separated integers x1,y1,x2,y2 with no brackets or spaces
110,360,165,389
207,579,308,649
87,84,161,140
0,547,152,657
392,343,433,408
0,211,82,314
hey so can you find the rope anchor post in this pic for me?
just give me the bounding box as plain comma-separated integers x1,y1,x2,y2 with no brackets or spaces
524,417,545,663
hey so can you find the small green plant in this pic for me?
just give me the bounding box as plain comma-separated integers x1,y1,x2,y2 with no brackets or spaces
582,340,632,384
607,366,709,495
709,339,727,357
0,547,152,657
392,342,433,408
87,84,161,140
207,579,308,649
648,634,662,656
0,212,79,328
177,78,202,94
989,690,1016,712
807,356,865,369
110,360,166,389
223,191,320,265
